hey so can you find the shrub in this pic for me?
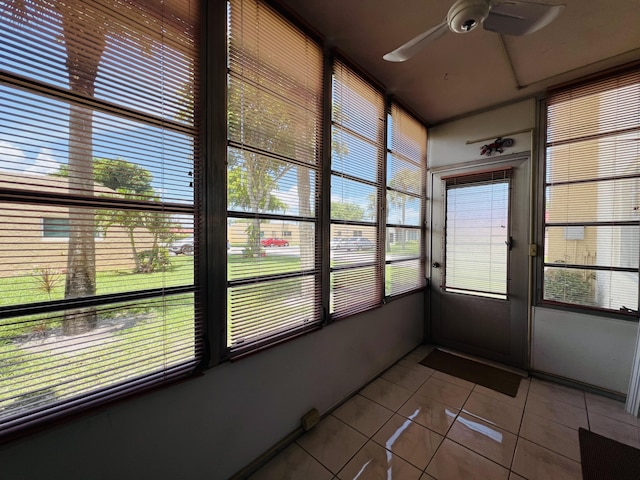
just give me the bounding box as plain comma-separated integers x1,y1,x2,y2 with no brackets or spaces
135,247,171,273
544,267,595,306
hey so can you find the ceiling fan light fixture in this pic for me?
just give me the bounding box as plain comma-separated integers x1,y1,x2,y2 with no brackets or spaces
448,0,491,33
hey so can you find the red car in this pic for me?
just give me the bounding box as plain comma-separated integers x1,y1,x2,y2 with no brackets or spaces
260,237,289,247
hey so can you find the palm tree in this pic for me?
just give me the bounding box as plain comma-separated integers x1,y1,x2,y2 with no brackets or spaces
6,2,107,333
388,168,421,248
5,0,192,333
60,5,106,333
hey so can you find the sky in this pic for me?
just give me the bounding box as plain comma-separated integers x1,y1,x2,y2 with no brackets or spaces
0,3,421,227
0,7,195,208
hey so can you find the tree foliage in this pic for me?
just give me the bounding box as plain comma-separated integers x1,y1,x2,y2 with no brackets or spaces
227,73,297,253
56,157,153,195
97,193,176,274
56,157,176,273
331,201,365,222
544,266,596,306
7,0,160,334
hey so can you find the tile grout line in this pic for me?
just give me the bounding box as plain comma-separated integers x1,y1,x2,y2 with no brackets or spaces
510,378,530,476
330,355,438,477
444,382,518,475
513,382,586,472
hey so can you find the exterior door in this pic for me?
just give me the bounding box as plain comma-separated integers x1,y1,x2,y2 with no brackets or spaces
429,155,529,368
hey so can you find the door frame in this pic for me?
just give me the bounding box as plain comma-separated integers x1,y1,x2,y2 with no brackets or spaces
427,153,531,368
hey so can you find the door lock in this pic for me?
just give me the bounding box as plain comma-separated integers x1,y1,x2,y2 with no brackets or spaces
432,262,441,268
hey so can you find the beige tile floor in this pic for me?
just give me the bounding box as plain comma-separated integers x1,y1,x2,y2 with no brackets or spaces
249,345,640,480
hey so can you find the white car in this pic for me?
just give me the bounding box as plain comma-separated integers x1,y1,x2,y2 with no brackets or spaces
169,236,194,255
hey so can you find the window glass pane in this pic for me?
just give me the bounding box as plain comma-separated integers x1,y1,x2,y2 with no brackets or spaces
547,76,640,143
545,225,640,269
386,259,423,297
227,219,314,280
1,293,197,423
0,1,198,125
387,154,422,195
331,176,376,222
331,126,378,183
446,180,509,296
330,225,377,267
0,204,193,308
332,67,383,141
228,77,320,165
387,191,420,226
228,276,318,351
546,178,639,224
227,147,316,216
0,86,195,205
389,103,426,164
330,266,379,316
546,134,639,184
386,228,421,261
42,218,71,238
544,267,637,311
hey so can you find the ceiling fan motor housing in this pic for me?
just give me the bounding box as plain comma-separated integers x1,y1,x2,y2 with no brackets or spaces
448,0,491,33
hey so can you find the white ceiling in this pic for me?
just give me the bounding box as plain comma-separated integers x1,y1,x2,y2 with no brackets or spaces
279,0,640,124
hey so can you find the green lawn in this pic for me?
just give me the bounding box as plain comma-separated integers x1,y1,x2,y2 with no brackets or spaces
0,294,195,414
228,254,301,280
0,255,195,308
0,256,197,413
1,252,423,413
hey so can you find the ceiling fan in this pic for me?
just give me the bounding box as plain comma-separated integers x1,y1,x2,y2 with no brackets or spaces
383,0,564,62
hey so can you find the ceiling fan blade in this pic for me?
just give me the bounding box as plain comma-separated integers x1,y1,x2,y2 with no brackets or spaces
484,1,564,36
383,20,449,62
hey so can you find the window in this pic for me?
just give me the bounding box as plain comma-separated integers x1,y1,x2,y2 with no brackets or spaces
0,0,200,434
42,218,103,238
226,0,323,355
41,218,71,238
444,169,511,299
386,103,427,296
330,60,384,317
542,70,640,312
0,0,430,437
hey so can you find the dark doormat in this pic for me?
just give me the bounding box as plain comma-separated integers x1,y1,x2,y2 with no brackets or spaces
419,349,521,397
580,428,640,480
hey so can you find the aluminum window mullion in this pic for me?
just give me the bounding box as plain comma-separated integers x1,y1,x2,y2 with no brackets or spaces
546,124,640,148
546,172,640,188
0,72,195,136
542,69,640,313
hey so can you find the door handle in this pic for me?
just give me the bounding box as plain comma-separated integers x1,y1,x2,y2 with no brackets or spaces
505,237,513,250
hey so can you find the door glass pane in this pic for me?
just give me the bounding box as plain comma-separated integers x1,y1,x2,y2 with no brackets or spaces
445,180,509,298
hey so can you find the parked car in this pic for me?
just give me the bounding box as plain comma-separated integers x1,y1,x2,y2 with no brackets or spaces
340,237,374,251
169,236,194,255
260,237,289,247
330,237,348,249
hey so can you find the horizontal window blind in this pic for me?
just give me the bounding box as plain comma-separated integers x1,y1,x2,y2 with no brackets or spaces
331,60,384,317
227,0,323,355
445,170,511,299
0,0,200,435
544,70,640,312
386,103,426,297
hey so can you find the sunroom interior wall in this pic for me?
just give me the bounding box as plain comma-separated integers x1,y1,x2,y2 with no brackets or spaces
428,98,638,394
0,293,424,480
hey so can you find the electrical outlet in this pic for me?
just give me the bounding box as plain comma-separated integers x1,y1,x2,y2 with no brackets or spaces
301,408,320,431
